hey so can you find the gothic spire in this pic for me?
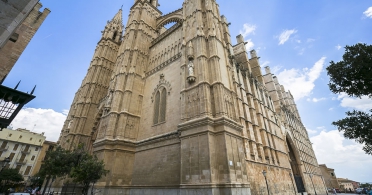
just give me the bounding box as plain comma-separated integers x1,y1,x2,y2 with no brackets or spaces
102,8,123,42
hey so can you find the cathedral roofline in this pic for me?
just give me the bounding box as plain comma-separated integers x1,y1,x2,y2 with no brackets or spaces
131,0,162,15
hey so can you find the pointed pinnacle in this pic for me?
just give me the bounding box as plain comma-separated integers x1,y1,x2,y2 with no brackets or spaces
30,85,36,95
14,80,21,89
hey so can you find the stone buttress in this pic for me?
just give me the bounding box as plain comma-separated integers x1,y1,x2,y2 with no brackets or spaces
58,10,123,151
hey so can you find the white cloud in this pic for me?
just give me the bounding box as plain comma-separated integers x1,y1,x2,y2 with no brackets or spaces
10,108,67,142
336,44,342,50
62,109,69,115
329,107,334,111
278,29,297,45
363,7,372,18
337,93,372,111
270,65,283,75
311,130,372,181
261,61,270,68
240,23,256,37
307,38,315,43
306,128,318,134
276,57,326,100
307,97,327,102
296,40,301,43
245,39,255,51
298,48,305,55
239,24,256,51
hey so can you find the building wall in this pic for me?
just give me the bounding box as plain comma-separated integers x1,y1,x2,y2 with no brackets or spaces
0,128,45,179
0,0,39,48
0,2,50,81
319,164,340,189
31,140,56,175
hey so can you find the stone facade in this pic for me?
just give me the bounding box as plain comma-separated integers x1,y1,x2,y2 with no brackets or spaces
0,2,50,81
58,0,326,194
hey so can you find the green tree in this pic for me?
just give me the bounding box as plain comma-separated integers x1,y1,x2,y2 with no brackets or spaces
39,146,75,194
0,168,23,193
0,168,24,182
327,43,372,155
70,153,109,195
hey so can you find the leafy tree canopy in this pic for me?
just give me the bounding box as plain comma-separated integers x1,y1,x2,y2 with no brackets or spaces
327,43,372,97
70,154,109,195
38,144,108,195
39,146,75,178
0,168,24,182
327,43,372,155
332,110,372,155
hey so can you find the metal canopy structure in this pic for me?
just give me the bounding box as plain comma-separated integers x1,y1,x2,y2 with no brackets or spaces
0,84,35,130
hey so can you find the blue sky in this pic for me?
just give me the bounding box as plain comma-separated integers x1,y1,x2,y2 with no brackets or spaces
4,0,372,183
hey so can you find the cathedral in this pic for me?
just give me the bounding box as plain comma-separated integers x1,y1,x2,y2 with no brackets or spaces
58,0,327,194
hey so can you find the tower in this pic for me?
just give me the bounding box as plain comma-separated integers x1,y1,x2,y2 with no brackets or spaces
59,9,123,151
58,1,327,195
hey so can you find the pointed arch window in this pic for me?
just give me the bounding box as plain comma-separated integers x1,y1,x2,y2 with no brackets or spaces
153,87,167,125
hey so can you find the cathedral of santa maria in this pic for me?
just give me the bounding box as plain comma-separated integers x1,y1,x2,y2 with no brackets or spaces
58,0,327,194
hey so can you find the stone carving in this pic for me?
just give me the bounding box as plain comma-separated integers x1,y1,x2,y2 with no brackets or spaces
186,41,196,83
151,74,172,102
146,53,182,77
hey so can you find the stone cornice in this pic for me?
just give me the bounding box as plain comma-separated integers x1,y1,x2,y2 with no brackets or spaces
136,131,179,146
178,116,243,132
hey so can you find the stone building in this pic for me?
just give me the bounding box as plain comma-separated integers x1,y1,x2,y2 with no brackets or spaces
338,178,357,192
319,164,340,190
58,0,326,194
0,1,50,81
0,128,45,180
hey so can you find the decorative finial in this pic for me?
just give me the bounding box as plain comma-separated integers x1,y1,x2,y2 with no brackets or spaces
14,80,21,90
30,85,36,95
121,5,123,10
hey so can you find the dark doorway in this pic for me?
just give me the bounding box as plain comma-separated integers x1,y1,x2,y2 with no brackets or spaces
287,138,306,193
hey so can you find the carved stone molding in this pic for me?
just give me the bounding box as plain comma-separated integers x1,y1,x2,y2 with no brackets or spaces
146,53,182,77
151,74,172,102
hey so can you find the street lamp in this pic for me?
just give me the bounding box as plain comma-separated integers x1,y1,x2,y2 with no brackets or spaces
0,157,10,171
289,172,297,195
262,170,270,195
309,173,317,195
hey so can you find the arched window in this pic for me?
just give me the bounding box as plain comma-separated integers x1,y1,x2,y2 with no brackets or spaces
153,87,167,125
113,31,117,40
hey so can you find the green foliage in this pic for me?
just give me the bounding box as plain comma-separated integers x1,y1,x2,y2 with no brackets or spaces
360,183,372,188
0,168,24,182
70,154,109,195
327,43,372,98
29,173,44,188
327,43,372,155
39,145,108,195
39,146,75,178
332,110,372,155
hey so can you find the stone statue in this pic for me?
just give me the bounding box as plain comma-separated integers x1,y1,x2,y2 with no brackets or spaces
188,60,194,77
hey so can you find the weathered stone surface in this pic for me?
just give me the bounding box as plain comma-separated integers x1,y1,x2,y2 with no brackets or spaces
0,2,50,81
57,1,327,195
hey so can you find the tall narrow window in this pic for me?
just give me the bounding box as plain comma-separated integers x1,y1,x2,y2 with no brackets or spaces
159,88,167,122
153,87,167,125
24,166,32,175
13,144,19,151
153,91,160,124
113,31,117,40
